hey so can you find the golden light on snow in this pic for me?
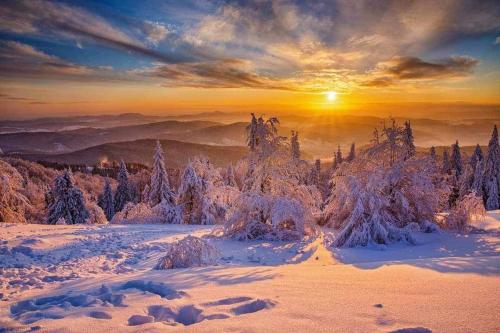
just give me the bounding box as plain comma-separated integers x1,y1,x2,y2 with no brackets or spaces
326,91,337,102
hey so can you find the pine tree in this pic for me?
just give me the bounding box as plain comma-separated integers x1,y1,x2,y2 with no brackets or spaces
47,170,89,225
290,130,300,160
149,140,175,206
177,164,204,224
442,149,451,174
430,146,437,161
332,154,338,170
346,143,355,162
226,164,237,187
403,121,416,160
98,178,114,221
451,140,463,178
483,125,499,209
114,160,132,212
471,159,484,196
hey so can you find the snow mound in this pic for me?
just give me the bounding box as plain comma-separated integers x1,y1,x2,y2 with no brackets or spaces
155,236,220,269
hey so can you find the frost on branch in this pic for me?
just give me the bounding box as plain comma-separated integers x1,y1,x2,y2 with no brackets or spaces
155,236,220,269
444,193,485,232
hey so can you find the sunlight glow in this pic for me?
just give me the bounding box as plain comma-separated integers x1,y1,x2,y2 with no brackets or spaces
326,91,337,102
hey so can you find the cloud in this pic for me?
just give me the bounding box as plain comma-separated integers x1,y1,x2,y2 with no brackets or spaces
362,55,478,87
0,0,193,64
0,0,497,92
0,41,122,82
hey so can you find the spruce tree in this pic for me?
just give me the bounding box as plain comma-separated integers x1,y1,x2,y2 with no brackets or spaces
114,160,132,212
403,121,416,160
246,113,258,151
98,178,114,221
149,140,175,206
483,125,499,209
336,145,343,165
451,140,462,177
226,164,237,187
430,146,437,161
470,144,483,169
290,130,300,160
177,164,204,224
442,149,451,174
47,170,89,225
346,143,355,162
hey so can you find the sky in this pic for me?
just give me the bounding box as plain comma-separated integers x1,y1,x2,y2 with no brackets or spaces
0,0,499,119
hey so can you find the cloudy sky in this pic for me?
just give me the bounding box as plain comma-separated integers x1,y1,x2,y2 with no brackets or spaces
0,0,499,118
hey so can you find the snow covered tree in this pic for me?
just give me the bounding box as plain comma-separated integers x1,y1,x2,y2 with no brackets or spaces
403,121,416,160
336,145,343,165
98,178,114,221
442,149,451,174
324,121,444,247
0,160,29,223
245,114,284,158
86,202,108,224
429,146,437,161
47,170,89,225
225,164,237,187
471,159,484,196
470,144,483,170
451,140,463,178
148,140,175,206
483,125,500,210
155,236,220,269
290,130,300,160
114,160,132,212
309,159,321,186
177,163,205,224
346,143,356,162
246,113,258,151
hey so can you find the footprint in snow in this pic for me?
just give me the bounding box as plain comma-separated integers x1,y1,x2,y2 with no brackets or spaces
129,296,275,326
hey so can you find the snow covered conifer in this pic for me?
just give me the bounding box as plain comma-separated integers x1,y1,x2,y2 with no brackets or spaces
309,159,321,186
114,160,132,212
336,145,343,165
451,140,463,178
347,143,356,162
177,163,205,224
47,170,89,225
442,149,451,174
403,121,416,160
470,144,483,170
429,146,437,161
290,130,300,160
225,164,237,187
483,125,499,210
98,178,114,220
246,113,258,151
148,140,175,206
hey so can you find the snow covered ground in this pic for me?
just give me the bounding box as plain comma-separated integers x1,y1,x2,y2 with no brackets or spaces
1,213,499,333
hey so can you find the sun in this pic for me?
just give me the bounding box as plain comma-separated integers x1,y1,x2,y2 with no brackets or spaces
326,91,337,102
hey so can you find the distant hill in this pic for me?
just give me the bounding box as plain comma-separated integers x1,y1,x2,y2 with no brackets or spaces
0,120,220,154
16,139,248,169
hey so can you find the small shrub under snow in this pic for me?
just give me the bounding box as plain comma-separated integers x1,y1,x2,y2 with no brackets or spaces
155,236,220,269
444,193,486,232
221,193,315,241
111,201,181,224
